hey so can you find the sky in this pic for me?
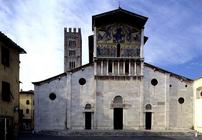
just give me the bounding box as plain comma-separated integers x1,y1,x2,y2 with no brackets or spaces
0,0,202,90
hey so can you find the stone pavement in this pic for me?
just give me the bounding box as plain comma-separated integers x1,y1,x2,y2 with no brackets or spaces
35,129,197,137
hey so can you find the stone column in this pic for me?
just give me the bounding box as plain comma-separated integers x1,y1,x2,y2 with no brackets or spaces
94,27,97,58
129,61,131,76
123,61,125,75
94,62,97,75
101,61,103,75
140,28,144,58
112,61,114,75
141,62,144,76
107,60,109,75
134,61,137,76
118,61,120,75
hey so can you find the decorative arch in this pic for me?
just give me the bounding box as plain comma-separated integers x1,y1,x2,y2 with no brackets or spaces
145,104,152,110
113,96,123,104
85,104,92,110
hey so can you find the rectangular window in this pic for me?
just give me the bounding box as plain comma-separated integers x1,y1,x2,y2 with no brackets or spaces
69,50,76,56
73,62,75,68
69,62,72,68
2,81,11,102
108,61,112,73
1,47,10,67
69,40,76,47
69,61,75,69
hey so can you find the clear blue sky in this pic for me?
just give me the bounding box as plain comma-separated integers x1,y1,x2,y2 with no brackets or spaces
0,0,202,90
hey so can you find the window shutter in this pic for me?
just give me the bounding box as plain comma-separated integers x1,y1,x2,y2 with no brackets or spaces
2,81,11,102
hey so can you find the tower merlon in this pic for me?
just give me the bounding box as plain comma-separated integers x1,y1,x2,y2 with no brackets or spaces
65,28,81,33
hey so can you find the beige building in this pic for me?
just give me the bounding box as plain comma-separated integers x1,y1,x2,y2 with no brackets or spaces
33,8,195,132
193,78,202,132
0,31,26,138
19,90,34,130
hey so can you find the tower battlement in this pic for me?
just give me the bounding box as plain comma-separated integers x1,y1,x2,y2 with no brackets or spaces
64,27,81,33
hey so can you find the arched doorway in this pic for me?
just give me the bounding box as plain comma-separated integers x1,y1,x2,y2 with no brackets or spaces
145,104,152,130
113,96,123,130
85,104,92,129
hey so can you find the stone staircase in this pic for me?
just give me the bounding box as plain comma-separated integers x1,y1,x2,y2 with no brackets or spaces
36,129,197,136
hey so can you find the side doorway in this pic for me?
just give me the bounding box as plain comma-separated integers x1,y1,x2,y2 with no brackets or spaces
145,112,152,130
85,112,91,129
114,108,123,129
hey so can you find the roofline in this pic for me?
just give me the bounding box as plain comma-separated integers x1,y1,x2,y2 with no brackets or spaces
68,63,93,73
92,7,148,31
194,77,202,81
32,63,93,85
92,7,148,21
32,72,67,85
144,62,193,82
0,31,26,54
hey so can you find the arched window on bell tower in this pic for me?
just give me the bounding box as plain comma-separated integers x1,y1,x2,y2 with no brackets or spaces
117,43,120,57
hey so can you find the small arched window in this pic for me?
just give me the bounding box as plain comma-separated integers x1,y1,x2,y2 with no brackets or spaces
85,104,91,110
145,104,152,110
113,96,123,104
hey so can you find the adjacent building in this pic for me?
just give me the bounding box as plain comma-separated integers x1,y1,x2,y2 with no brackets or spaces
33,8,195,132
0,31,26,138
19,90,34,130
193,78,202,132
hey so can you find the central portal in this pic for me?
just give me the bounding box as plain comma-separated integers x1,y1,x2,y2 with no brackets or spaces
114,108,123,130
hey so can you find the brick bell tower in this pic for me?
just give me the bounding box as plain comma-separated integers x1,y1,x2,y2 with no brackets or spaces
64,27,82,72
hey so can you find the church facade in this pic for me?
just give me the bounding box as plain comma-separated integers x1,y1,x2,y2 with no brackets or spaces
33,8,194,132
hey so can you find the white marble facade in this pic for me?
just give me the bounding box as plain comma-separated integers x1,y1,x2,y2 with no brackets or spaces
34,62,193,132
33,8,194,132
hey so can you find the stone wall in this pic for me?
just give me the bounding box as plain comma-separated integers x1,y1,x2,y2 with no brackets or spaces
96,79,142,130
70,65,95,129
34,64,194,131
144,66,193,130
34,75,67,132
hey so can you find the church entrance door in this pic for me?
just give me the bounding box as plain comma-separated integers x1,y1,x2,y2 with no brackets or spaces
114,108,123,130
85,112,91,129
145,112,152,130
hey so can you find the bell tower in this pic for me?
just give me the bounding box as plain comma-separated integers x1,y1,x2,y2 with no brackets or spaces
64,27,82,72
92,8,148,79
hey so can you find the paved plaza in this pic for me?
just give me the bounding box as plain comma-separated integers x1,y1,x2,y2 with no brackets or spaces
18,133,202,140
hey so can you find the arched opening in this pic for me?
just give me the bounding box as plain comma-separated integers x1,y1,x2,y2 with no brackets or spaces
85,104,92,129
113,96,123,104
117,43,120,57
113,96,123,130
